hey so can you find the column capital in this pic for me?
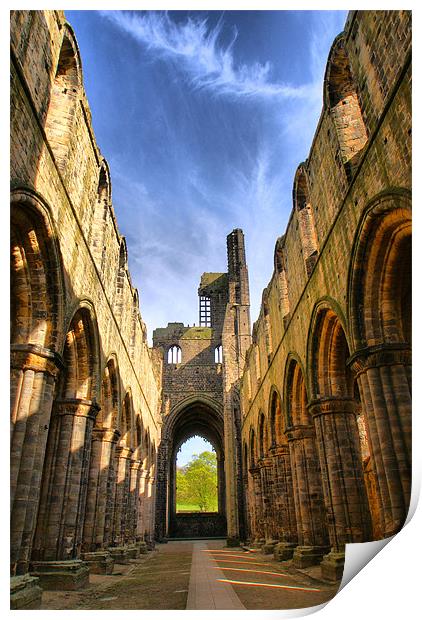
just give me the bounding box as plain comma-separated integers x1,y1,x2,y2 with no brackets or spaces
268,444,289,457
130,459,142,471
92,427,121,443
258,457,273,469
347,343,411,376
248,465,261,478
115,445,134,459
308,397,356,418
53,398,100,420
286,424,315,442
11,343,64,376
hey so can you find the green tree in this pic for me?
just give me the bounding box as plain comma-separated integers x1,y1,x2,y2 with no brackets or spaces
177,451,218,512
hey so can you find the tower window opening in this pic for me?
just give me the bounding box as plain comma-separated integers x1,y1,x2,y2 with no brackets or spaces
199,296,211,327
168,345,181,364
215,345,223,364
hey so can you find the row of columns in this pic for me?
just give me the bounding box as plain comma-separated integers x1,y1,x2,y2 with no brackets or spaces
245,346,411,581
11,345,156,594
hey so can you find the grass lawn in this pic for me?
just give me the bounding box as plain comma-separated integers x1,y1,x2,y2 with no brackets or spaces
176,502,218,513
176,503,201,512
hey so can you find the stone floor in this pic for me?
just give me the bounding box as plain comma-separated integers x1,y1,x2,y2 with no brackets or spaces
41,540,340,610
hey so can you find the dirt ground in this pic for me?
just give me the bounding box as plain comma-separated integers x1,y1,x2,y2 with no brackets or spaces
41,542,193,610
41,541,340,611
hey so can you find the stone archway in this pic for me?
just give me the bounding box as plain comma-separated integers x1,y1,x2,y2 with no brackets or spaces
155,396,226,540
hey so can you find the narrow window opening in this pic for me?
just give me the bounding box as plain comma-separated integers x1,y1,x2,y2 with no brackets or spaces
215,345,223,364
167,345,181,364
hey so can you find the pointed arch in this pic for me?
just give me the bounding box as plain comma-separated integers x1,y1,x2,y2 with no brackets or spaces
274,236,290,322
269,386,285,447
348,191,411,350
257,411,268,459
308,300,353,400
133,415,144,461
114,237,128,322
214,344,223,364
284,355,309,428
130,290,140,359
120,390,134,449
61,303,99,401
293,164,319,277
97,355,121,429
142,428,151,470
262,289,273,360
44,23,82,172
324,33,368,179
10,190,64,351
249,427,257,468
167,345,182,364
88,159,112,271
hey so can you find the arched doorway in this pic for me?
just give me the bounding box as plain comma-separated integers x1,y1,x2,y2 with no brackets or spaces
175,436,218,513
155,397,226,540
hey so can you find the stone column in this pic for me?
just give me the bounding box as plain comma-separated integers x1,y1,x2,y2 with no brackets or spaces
287,424,329,567
249,467,264,543
144,473,152,543
269,445,298,561
217,454,226,516
81,428,119,574
137,469,148,541
109,446,133,563
241,467,250,542
259,457,278,552
349,345,411,538
31,398,99,590
149,475,157,547
126,459,142,555
135,468,148,554
10,345,63,607
310,398,372,580
154,441,168,542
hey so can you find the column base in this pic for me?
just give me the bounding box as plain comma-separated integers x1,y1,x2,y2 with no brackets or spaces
30,560,90,590
320,550,345,582
262,540,278,554
81,551,114,575
126,545,140,559
138,541,148,554
10,574,42,609
293,546,329,568
226,537,241,547
108,546,130,564
274,542,297,561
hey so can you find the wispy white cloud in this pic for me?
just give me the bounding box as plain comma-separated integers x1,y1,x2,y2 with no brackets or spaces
100,11,313,100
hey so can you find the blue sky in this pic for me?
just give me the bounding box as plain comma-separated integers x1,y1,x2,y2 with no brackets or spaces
66,10,347,340
176,436,214,467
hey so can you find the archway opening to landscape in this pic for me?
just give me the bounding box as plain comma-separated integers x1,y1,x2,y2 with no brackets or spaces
162,398,227,539
175,436,218,514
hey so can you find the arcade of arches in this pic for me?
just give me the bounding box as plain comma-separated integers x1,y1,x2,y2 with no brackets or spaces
10,9,411,609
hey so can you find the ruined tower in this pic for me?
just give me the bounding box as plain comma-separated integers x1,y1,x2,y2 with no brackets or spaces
153,229,251,543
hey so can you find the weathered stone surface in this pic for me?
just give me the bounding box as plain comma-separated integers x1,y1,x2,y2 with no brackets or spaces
10,8,161,606
10,9,411,603
240,9,411,584
81,551,114,575
30,560,90,591
10,574,42,610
